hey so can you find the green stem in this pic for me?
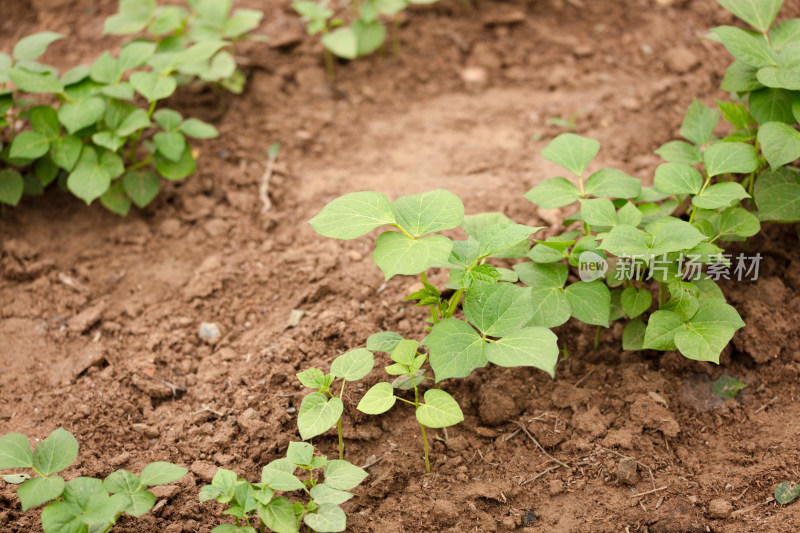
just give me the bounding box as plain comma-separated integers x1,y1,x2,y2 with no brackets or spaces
337,379,346,459
125,155,153,172
419,423,430,473
323,48,335,86
392,16,401,57
395,395,416,406
593,325,601,350
688,170,712,224
445,289,464,318
577,172,586,197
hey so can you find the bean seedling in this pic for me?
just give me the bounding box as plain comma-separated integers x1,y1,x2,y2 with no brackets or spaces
200,441,367,533
0,428,187,533
296,348,375,459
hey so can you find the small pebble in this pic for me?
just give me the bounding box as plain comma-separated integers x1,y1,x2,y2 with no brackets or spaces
287,309,304,328
198,322,221,342
708,498,732,518
618,456,639,485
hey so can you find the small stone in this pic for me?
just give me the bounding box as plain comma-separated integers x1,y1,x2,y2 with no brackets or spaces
159,219,182,236
481,9,526,25
68,301,106,333
522,509,537,526
461,67,488,91
618,456,638,485
708,498,732,519
447,435,469,453
549,479,564,495
203,218,229,238
431,499,458,526
287,309,304,328
198,322,221,343
573,44,594,58
151,484,180,500
664,46,699,74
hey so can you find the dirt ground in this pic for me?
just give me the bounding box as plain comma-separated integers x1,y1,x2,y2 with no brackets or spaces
1,0,800,531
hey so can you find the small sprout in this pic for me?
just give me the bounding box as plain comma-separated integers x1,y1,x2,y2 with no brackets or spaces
712,375,748,399
775,481,800,506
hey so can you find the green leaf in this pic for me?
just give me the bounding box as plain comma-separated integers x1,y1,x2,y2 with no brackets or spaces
103,471,155,517
89,52,120,84
674,302,744,363
139,462,187,486
0,433,33,469
416,389,464,428
749,87,795,123
104,0,157,35
391,189,464,237
711,26,776,68
390,339,418,365
714,206,761,239
180,118,218,138
463,283,532,337
33,428,78,476
330,348,374,381
297,393,343,440
154,131,186,162
154,146,196,181
616,201,643,227
153,109,183,131
524,177,580,208
261,471,304,493
116,108,152,137
10,131,49,159
540,133,600,176
286,442,314,467
61,476,122,525
712,375,748,399
758,121,800,168
485,327,558,377
514,261,568,289
119,41,158,71
365,331,403,353
13,32,64,61
756,66,800,91
2,474,31,484
718,0,784,33
18,476,66,511
680,99,720,146
653,163,703,195
584,168,641,198
322,27,358,59
30,105,60,139
655,140,703,165
754,167,800,221
304,503,346,533
257,496,298,533
224,8,263,38
621,287,652,319
103,470,140,494
721,60,764,92
309,191,395,239
622,319,646,350
91,131,125,152
67,147,110,205
565,280,610,326
771,19,800,51
579,198,617,226
774,481,800,505
100,180,131,216
309,484,353,505
0,169,25,206
356,382,396,415
297,368,327,389
101,82,135,101
703,141,759,177
353,19,386,56
643,310,683,350
59,65,90,86
426,318,487,381
476,223,540,258
130,72,177,102
323,460,368,491
8,67,63,93
372,232,452,280
692,182,750,209
49,135,82,171
58,97,105,135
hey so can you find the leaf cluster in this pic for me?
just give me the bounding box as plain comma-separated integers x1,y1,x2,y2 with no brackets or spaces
0,428,187,533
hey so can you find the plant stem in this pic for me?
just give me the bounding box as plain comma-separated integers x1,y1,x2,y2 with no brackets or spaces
419,423,430,473
445,289,464,318
688,170,712,224
593,325,601,350
323,49,335,86
392,16,401,57
337,379,346,459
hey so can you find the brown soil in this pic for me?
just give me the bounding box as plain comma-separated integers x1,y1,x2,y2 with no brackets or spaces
2,0,800,531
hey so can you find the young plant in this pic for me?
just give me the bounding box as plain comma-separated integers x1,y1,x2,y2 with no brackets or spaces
775,480,800,506
0,26,220,213
358,335,464,473
0,428,187,533
200,441,367,533
309,189,561,470
296,348,375,459
103,0,266,94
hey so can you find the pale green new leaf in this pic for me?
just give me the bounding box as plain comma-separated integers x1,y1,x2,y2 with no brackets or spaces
711,26,776,68
584,168,641,198
139,462,187,486
309,191,395,239
13,32,64,61
9,131,49,159
579,198,617,226
718,0,784,33
565,280,610,327
485,327,558,377
415,389,464,428
372,232,452,280
540,133,600,176
304,503,346,533
322,27,358,59
524,177,580,208
391,189,464,237
0,433,33,469
330,348,374,381
426,319,487,381
58,97,105,135
622,319,646,350
703,141,759,177
642,310,683,350
621,287,652,319
757,121,800,168
323,460,368,491
754,167,800,221
356,382,396,414
297,393,343,440
464,283,532,337
653,163,703,195
654,140,703,165
680,99,720,146
692,182,750,209
18,476,65,511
